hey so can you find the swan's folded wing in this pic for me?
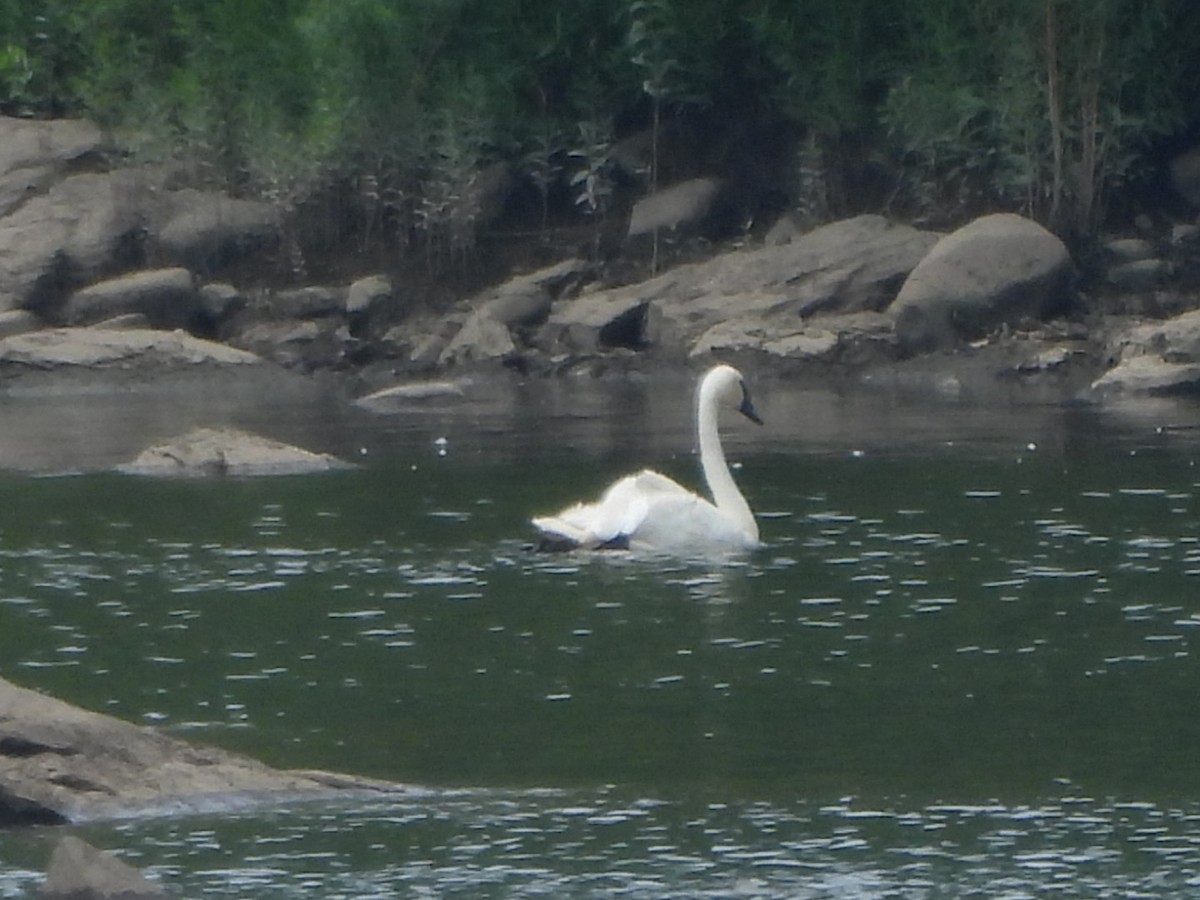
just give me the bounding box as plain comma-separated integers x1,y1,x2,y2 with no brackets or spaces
532,469,688,548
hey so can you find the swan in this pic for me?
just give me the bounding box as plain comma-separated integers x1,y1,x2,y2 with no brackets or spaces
532,364,763,554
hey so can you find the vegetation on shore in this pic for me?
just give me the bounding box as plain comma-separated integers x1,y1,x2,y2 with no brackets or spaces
2,0,1198,264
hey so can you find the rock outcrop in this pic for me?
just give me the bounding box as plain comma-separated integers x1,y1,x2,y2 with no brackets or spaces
537,214,939,363
0,675,403,826
116,427,353,477
0,115,278,320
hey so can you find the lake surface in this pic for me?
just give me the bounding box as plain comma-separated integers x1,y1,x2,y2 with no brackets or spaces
3,372,1200,896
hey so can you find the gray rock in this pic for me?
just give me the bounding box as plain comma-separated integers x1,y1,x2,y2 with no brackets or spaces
1172,223,1200,247
1103,237,1155,264
0,116,105,217
477,283,553,330
0,309,39,340
0,674,403,825
541,214,937,355
0,327,263,373
39,836,171,900
1109,308,1200,364
150,188,279,273
692,311,896,366
269,286,344,319
439,313,517,366
117,427,352,477
231,318,350,370
627,177,722,237
1091,356,1200,395
63,268,199,329
346,274,392,320
0,170,152,315
1106,258,1171,291
890,213,1072,353
762,212,802,246
197,282,244,323
90,313,152,330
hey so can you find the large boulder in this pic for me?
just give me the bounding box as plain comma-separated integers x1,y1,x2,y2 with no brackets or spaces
890,213,1073,353
62,268,200,330
116,427,353,477
0,674,403,825
540,215,938,356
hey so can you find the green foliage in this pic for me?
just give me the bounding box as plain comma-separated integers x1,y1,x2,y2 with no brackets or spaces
881,0,1197,236
0,0,1197,252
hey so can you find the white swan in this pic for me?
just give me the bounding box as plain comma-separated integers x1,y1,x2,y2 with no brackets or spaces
532,364,762,554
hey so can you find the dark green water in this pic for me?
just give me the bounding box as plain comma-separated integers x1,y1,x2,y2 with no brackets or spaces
3,376,1200,896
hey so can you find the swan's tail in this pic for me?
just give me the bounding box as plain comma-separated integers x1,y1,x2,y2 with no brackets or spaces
530,514,629,552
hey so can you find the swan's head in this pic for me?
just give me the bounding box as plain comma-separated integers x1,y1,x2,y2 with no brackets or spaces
701,364,763,425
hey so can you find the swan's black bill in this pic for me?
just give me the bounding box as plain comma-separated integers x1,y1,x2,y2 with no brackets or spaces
739,389,763,425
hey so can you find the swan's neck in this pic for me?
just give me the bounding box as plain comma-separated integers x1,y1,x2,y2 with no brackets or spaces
697,389,758,542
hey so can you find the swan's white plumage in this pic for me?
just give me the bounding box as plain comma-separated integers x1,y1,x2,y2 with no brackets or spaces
532,365,762,554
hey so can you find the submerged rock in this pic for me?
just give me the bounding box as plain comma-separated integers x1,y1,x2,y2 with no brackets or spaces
39,836,172,900
116,427,352,477
0,675,403,826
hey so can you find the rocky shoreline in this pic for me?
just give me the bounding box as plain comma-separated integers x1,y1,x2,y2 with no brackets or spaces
1,115,1199,410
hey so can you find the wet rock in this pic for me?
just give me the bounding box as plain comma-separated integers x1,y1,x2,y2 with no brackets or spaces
355,379,467,412
890,213,1073,354
0,674,402,826
117,426,352,477
63,268,200,330
39,836,172,900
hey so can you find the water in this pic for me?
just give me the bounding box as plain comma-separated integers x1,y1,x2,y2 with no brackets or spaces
3,373,1200,896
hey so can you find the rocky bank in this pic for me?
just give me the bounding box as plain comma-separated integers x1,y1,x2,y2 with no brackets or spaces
1,115,1199,404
